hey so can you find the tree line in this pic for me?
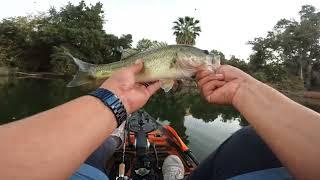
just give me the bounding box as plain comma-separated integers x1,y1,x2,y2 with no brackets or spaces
248,5,320,89
167,6,320,90
0,1,132,74
0,1,319,89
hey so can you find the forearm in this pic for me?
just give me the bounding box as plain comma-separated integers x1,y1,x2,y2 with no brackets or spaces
0,95,117,179
233,80,320,179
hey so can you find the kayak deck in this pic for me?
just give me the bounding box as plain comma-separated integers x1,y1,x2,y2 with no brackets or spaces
105,111,198,179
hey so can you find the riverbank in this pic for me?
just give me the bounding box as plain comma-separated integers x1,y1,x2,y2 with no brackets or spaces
180,79,320,112
3,71,320,112
278,90,320,112
262,77,320,110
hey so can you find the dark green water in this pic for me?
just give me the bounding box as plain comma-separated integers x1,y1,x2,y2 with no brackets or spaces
0,77,247,161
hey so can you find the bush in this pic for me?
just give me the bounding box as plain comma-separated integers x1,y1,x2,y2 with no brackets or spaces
252,71,268,82
263,63,288,82
0,1,133,73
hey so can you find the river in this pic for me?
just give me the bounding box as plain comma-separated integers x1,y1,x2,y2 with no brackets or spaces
1,76,311,162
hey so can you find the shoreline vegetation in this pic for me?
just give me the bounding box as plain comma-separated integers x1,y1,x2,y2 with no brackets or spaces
4,72,320,109
0,1,319,109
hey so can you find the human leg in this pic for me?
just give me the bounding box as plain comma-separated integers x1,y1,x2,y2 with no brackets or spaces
189,126,282,180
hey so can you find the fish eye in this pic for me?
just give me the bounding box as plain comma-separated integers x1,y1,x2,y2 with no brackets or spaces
203,50,209,54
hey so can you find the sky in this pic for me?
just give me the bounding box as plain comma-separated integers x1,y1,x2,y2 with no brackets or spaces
0,0,320,59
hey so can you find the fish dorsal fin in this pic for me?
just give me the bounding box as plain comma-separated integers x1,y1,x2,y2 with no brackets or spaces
145,42,168,52
121,49,139,60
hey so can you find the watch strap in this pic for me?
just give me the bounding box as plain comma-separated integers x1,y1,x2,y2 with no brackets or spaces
88,88,127,127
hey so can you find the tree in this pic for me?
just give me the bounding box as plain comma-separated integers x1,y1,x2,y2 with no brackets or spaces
46,1,132,65
136,38,157,51
279,5,320,89
210,49,227,64
172,16,201,45
248,37,271,70
248,5,320,89
297,5,320,88
227,56,250,73
0,1,133,73
135,38,167,52
0,15,50,71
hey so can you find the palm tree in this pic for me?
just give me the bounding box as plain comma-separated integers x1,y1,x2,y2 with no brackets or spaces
172,16,201,45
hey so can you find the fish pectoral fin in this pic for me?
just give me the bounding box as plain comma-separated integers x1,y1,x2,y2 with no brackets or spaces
160,79,175,92
67,71,91,87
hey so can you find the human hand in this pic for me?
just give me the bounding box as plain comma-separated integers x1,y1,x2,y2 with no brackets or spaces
101,61,160,113
196,65,256,105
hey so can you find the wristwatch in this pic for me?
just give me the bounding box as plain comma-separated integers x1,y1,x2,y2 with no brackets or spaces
89,88,127,127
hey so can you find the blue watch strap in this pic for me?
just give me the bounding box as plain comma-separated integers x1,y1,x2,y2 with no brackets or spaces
88,88,127,127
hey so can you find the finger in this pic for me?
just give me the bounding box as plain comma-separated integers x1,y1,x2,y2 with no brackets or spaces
206,94,215,104
133,83,144,90
127,60,144,74
196,64,208,71
198,73,224,87
206,91,219,104
216,65,228,74
140,82,150,88
196,70,211,81
146,81,161,95
206,87,228,105
201,81,226,97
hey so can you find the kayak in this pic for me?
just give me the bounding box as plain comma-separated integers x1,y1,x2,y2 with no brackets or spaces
105,110,199,179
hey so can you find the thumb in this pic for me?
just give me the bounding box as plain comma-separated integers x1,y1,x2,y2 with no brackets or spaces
127,60,143,74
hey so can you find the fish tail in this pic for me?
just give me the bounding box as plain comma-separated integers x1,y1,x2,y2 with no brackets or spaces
66,53,97,87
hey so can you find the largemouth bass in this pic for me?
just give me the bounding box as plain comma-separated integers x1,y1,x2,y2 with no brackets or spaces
67,44,220,92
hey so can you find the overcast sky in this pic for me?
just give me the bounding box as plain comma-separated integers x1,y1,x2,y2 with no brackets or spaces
0,0,319,59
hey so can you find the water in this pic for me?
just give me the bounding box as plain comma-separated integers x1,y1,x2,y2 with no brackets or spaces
0,77,247,162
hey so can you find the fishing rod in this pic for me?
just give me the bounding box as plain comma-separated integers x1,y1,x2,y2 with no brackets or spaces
164,125,199,166
117,120,128,180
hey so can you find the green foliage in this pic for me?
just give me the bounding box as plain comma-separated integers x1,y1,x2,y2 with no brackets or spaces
136,38,156,51
50,46,77,75
252,63,288,82
210,49,227,64
0,15,49,71
248,37,270,69
135,38,167,52
211,5,320,90
248,4,320,89
210,50,250,73
172,16,201,45
0,1,132,73
225,55,250,73
263,63,288,82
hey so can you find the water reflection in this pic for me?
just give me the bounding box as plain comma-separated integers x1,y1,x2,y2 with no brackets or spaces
184,116,241,161
0,78,244,138
0,77,87,122
4,78,320,161
144,90,246,143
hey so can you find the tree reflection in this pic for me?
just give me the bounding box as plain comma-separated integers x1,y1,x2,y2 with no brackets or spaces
145,90,245,143
0,77,87,123
145,91,189,142
0,78,249,139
